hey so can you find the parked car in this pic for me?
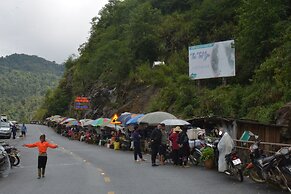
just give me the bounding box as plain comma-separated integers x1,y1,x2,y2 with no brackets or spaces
0,115,8,122
30,120,39,124
0,122,12,139
9,121,19,130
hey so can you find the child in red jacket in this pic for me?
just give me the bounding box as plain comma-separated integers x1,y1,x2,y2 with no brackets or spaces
23,134,58,178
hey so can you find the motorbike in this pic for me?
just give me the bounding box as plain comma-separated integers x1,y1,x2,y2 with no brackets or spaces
224,150,244,182
189,139,214,166
188,140,203,165
215,131,243,182
0,145,7,167
0,142,20,166
0,145,10,177
246,133,291,192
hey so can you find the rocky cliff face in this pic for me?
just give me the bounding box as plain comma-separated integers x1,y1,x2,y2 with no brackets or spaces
82,82,159,119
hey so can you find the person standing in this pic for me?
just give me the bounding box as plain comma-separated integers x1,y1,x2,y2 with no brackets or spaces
23,134,58,178
11,124,17,139
217,131,234,172
150,124,162,167
21,123,27,137
159,124,168,165
169,126,182,165
131,126,145,162
178,126,190,167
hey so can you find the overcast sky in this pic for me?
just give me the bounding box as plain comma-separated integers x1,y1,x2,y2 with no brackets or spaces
0,0,109,64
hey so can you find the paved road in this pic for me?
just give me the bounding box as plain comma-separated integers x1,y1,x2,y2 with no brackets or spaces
0,125,287,194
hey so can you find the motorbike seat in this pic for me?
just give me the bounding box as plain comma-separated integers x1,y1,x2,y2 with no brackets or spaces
260,155,275,165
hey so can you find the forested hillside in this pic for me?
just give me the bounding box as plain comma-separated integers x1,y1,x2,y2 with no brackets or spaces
0,54,63,122
38,0,291,123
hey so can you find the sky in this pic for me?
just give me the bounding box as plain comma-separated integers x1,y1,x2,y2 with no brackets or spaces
0,0,109,64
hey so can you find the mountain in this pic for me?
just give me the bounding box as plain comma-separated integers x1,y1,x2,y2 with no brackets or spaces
0,54,64,122
39,0,290,123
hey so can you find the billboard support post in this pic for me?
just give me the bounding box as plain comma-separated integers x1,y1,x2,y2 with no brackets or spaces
197,80,201,88
222,77,227,86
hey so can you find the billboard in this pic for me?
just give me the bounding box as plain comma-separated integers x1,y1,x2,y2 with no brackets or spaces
189,40,235,80
74,97,90,110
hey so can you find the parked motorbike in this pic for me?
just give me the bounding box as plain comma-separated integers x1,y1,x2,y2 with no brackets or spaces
224,150,244,182
0,142,20,166
189,140,214,166
246,133,291,192
0,145,10,177
188,140,203,165
0,145,7,167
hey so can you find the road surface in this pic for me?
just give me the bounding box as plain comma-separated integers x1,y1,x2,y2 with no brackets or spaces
0,125,287,194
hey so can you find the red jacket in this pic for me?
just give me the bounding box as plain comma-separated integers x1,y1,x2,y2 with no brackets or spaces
169,132,179,150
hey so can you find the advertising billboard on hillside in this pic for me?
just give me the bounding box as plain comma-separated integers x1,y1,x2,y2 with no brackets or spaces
189,40,235,80
74,97,90,110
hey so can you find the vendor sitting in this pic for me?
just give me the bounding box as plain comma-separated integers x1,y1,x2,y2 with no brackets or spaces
194,131,206,149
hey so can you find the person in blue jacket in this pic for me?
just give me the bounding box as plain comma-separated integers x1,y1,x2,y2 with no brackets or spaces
21,123,27,137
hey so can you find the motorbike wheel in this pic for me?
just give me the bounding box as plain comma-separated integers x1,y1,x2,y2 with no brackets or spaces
189,155,198,165
249,169,266,183
273,168,291,192
9,155,20,166
189,153,199,166
236,168,244,182
9,156,15,167
12,156,20,166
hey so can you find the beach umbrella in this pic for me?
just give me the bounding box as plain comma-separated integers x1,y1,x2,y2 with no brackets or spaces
138,111,177,126
46,116,53,121
91,118,111,127
119,113,140,126
117,113,133,125
117,112,131,122
79,119,93,127
60,118,76,124
49,115,63,122
66,120,80,127
161,119,190,126
126,114,145,126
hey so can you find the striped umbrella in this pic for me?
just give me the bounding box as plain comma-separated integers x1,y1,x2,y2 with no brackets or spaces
91,118,111,127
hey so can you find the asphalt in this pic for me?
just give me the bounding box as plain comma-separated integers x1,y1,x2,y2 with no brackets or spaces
0,124,288,194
